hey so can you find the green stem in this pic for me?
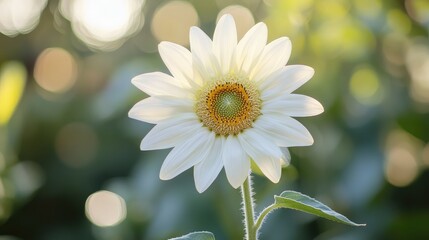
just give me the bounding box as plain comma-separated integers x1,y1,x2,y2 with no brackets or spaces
254,204,279,232
241,175,257,240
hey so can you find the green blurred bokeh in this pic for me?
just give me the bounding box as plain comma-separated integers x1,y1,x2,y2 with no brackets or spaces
0,0,429,239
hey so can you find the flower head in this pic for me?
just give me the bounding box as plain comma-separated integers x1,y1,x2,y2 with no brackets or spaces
129,14,323,193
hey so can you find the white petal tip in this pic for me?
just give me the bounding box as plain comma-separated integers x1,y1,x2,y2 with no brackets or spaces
319,101,325,112
254,22,268,34
307,136,315,145
280,156,290,167
190,26,200,34
128,107,149,123
305,66,315,77
278,37,291,44
218,13,234,22
270,177,281,184
130,75,138,84
128,108,138,119
139,141,151,151
227,177,245,189
157,42,167,51
194,171,219,194
292,65,314,77
159,172,172,181
158,41,170,47
307,98,324,116
225,174,244,189
158,41,178,53
255,22,267,28
265,170,281,184
316,103,325,115
296,132,315,146
195,184,207,193
194,175,210,193
159,165,174,180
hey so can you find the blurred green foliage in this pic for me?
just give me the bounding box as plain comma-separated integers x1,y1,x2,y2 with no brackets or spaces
0,0,429,239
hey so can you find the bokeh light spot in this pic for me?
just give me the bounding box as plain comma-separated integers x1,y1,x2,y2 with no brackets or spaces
385,147,418,187
218,5,255,39
60,0,145,51
349,66,382,105
10,161,44,197
0,0,47,36
385,130,421,187
151,1,199,46
55,122,98,168
0,62,26,125
406,40,429,104
85,190,127,227
34,48,77,94
405,0,429,27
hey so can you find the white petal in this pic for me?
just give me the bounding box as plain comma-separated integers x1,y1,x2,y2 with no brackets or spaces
251,37,291,82
213,14,237,74
263,94,324,117
160,129,215,180
223,136,250,188
194,137,224,193
131,72,191,98
140,113,201,150
128,96,193,124
254,115,314,147
234,22,267,74
190,27,220,81
238,130,282,183
260,65,314,100
280,147,291,166
158,42,195,88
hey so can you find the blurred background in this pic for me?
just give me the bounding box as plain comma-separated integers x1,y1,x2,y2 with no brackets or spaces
0,0,429,239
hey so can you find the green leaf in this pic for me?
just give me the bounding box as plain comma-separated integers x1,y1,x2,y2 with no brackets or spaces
169,231,215,240
274,191,365,227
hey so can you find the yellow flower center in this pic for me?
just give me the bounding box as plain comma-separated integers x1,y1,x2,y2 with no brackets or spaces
195,74,261,136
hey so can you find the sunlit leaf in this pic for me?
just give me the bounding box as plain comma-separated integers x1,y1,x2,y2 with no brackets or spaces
170,231,215,240
274,191,365,226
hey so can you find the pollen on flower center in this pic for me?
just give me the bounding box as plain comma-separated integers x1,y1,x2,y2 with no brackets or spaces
195,74,261,136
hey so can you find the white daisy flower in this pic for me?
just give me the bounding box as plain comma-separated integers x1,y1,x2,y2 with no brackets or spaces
129,14,323,193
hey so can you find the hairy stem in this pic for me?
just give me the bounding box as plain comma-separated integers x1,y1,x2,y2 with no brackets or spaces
254,204,279,232
241,175,257,240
